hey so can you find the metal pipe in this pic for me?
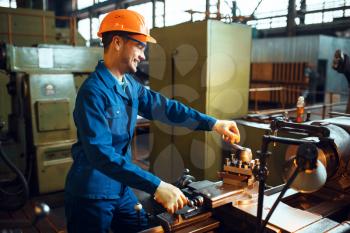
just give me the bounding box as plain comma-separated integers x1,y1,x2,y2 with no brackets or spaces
89,15,93,45
42,15,47,43
329,111,350,117
163,0,165,26
249,101,348,115
7,14,12,44
152,0,156,28
205,0,209,19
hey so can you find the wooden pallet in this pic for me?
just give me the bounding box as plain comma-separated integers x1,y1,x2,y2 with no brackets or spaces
250,62,308,106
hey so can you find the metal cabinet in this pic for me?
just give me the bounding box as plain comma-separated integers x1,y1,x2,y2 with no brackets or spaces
149,20,252,182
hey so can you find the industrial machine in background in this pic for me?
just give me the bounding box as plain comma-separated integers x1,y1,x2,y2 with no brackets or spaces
140,116,350,233
0,6,86,46
0,43,103,196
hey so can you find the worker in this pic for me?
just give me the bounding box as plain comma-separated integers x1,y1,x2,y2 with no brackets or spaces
303,63,320,105
332,49,350,113
64,9,240,233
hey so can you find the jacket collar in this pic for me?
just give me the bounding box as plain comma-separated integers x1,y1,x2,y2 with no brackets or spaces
95,60,129,100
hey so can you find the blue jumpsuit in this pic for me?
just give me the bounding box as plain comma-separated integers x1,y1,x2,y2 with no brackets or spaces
64,61,217,233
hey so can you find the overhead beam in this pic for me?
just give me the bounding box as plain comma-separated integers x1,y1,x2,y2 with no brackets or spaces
73,0,163,19
258,19,350,38
254,5,350,21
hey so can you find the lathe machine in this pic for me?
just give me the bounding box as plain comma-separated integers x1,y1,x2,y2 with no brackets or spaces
139,116,350,233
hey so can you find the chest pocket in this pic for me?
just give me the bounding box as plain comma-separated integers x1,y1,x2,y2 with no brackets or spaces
105,105,128,142
105,105,122,119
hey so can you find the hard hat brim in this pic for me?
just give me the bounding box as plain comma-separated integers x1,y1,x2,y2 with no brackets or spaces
124,33,157,44
146,35,157,43
97,31,157,44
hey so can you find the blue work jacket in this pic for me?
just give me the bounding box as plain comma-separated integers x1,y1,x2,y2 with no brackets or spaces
65,60,217,199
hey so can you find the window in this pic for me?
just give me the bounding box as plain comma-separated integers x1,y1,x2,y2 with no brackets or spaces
0,0,16,8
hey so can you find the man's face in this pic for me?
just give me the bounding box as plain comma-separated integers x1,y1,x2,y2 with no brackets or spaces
119,36,146,74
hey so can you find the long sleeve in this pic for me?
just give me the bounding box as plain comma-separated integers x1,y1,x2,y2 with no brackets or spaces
137,83,217,130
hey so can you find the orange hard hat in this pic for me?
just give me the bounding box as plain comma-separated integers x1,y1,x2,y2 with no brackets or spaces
97,9,156,43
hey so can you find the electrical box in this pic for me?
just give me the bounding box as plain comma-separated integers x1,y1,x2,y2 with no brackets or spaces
28,74,76,145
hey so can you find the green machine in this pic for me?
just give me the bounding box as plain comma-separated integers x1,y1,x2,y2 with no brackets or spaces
148,20,252,182
0,44,103,194
0,6,85,46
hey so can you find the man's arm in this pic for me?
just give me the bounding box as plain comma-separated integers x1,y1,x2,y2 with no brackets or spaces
137,83,240,143
137,83,216,130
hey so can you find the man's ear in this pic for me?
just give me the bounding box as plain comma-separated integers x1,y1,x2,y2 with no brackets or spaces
112,35,123,51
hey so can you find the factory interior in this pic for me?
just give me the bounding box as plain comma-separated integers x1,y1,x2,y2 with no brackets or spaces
1,0,350,232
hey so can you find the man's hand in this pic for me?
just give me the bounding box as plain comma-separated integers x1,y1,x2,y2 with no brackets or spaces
212,120,240,144
154,181,188,214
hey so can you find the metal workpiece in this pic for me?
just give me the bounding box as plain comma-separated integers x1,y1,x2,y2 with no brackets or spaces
222,144,257,188
231,144,253,163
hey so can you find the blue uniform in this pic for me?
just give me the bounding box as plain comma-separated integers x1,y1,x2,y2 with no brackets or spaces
65,61,217,232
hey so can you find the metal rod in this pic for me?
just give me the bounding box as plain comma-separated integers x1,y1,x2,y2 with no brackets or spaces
7,14,12,44
170,50,177,181
322,104,326,119
0,32,57,38
256,164,265,232
89,16,93,45
72,17,77,46
330,92,333,113
260,168,299,233
252,5,350,21
250,101,348,115
256,136,270,233
163,0,165,26
254,91,258,112
205,0,209,19
271,119,330,137
42,15,47,43
329,111,350,117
